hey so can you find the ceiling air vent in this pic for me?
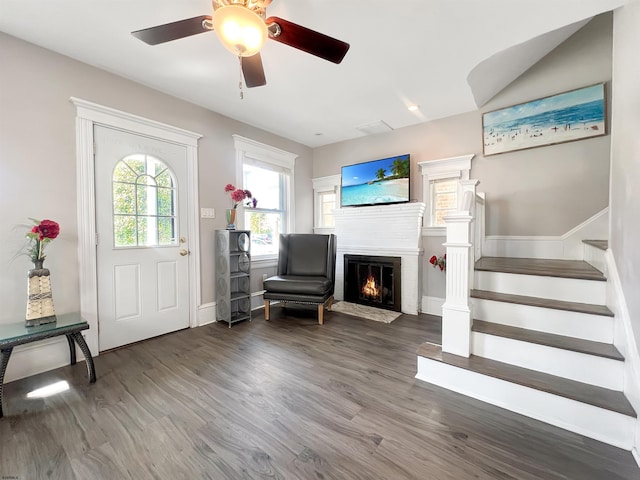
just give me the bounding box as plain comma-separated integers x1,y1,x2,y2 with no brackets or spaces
355,120,394,136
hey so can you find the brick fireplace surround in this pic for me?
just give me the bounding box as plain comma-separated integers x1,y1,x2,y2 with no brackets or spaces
333,203,426,314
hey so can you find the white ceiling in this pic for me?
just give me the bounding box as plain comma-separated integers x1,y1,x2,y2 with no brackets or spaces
0,0,624,147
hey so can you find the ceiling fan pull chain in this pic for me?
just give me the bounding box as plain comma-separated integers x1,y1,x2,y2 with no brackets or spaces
238,56,244,100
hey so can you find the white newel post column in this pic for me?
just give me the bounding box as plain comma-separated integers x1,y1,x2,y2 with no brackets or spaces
441,186,476,357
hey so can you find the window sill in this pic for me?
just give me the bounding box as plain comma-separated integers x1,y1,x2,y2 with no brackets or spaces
251,255,278,268
422,226,446,237
313,227,336,235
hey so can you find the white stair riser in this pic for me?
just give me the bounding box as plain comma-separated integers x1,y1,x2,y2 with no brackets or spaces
416,357,635,450
474,271,606,304
584,244,606,275
472,332,624,390
472,299,614,343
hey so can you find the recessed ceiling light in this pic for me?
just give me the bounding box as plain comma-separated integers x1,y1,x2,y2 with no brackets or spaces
408,105,419,112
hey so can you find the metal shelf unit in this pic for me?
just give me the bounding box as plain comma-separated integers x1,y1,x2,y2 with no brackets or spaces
215,229,251,327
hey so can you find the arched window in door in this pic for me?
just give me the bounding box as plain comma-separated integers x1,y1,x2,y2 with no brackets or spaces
112,154,177,247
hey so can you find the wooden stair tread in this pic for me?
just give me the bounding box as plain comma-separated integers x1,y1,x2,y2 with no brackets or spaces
583,239,608,251
474,257,606,281
417,343,636,418
470,289,614,317
472,319,624,361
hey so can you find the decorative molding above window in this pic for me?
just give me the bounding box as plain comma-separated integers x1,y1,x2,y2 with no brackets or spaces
418,154,474,234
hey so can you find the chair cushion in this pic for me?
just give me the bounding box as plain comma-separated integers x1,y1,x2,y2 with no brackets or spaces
263,275,332,296
286,235,329,276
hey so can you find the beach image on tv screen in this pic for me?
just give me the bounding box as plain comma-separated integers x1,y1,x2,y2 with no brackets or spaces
341,154,410,207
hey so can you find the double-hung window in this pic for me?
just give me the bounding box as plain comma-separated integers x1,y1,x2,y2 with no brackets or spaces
233,135,297,259
312,174,341,232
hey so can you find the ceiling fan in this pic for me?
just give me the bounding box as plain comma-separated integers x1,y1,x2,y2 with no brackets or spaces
131,0,350,88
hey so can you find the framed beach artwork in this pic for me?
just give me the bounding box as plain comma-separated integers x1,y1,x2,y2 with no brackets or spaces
482,83,606,156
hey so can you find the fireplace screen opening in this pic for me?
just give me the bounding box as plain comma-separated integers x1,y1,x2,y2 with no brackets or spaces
344,255,401,312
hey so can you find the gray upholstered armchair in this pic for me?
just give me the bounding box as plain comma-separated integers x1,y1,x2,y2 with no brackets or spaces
263,234,337,324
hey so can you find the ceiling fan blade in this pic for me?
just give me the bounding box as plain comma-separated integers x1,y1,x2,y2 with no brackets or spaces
241,54,267,88
266,16,349,64
131,15,212,45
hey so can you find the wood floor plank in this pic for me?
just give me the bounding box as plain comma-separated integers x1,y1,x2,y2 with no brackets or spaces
475,257,607,281
0,309,638,479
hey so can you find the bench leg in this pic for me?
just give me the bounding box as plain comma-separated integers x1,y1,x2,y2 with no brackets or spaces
66,334,77,365
264,300,270,320
71,333,96,384
0,347,13,418
318,304,324,325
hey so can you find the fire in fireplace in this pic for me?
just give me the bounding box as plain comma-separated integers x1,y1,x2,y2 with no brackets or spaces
344,255,401,312
362,274,381,301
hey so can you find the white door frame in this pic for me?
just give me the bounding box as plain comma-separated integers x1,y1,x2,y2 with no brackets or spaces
71,97,202,355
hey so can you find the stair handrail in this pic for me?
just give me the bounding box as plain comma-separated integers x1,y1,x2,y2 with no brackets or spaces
441,179,481,357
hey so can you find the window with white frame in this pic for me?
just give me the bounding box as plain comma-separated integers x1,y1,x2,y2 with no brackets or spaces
233,135,297,258
312,174,340,232
418,154,474,231
432,178,458,226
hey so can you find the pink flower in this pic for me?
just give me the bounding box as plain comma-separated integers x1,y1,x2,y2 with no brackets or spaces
231,189,246,203
429,255,437,266
225,184,257,209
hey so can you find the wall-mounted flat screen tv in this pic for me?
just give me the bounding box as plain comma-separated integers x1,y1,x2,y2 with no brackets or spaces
341,154,410,207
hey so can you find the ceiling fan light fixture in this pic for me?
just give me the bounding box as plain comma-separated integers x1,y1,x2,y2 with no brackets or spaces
213,5,267,57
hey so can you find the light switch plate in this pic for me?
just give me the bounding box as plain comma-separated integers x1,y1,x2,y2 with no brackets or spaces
201,207,216,219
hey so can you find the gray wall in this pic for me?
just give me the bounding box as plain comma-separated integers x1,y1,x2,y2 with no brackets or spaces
610,2,640,352
313,14,613,237
0,32,313,325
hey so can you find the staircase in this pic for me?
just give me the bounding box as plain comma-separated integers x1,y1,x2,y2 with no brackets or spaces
416,240,637,449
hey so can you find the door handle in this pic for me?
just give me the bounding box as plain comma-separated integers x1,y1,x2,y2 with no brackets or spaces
179,249,189,257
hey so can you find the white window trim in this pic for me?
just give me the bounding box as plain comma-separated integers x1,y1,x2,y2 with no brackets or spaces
418,154,474,236
232,134,297,261
312,174,341,233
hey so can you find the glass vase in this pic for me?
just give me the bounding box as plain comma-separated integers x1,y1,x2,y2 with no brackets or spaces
226,208,236,230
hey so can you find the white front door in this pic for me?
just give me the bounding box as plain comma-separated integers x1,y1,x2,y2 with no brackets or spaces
95,125,190,351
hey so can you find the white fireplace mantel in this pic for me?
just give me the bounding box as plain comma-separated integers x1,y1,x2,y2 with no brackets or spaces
333,203,426,314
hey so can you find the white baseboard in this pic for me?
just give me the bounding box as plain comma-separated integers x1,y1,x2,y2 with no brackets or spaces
421,296,444,316
605,249,640,464
483,235,564,259
197,302,217,326
483,208,608,260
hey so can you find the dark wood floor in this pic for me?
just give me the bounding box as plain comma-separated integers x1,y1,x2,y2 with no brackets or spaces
1,306,638,479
